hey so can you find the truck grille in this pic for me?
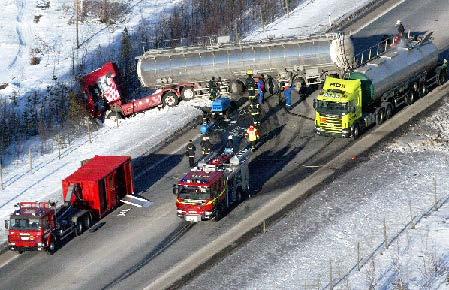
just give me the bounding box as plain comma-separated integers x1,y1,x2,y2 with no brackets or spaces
319,114,342,133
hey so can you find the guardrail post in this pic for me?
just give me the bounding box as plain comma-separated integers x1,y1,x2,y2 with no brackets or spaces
0,159,3,190
357,241,361,271
29,147,32,172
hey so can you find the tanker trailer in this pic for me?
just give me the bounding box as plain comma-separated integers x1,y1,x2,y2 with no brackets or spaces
136,34,354,99
314,34,448,138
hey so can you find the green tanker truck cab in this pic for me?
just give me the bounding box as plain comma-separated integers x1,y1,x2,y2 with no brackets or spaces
314,77,364,138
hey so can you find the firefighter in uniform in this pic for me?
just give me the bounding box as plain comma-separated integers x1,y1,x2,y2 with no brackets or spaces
208,77,218,100
200,136,212,156
186,140,196,167
249,102,261,126
245,70,256,101
245,125,260,152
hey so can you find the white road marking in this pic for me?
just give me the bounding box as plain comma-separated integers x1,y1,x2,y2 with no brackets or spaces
351,0,406,35
0,253,19,269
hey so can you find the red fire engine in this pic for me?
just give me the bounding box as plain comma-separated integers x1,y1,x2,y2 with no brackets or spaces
5,156,134,254
175,148,251,222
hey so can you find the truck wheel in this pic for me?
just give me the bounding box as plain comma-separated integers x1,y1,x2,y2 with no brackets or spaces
181,87,195,100
75,220,84,236
351,124,360,140
84,214,92,229
105,109,123,120
375,108,384,125
162,92,179,107
47,238,57,255
385,104,393,120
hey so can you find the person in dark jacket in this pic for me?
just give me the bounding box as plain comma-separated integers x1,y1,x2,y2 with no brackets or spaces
224,135,234,154
200,136,212,156
186,140,196,167
208,77,218,100
249,102,261,126
396,20,405,37
257,74,265,105
267,75,274,95
245,70,256,100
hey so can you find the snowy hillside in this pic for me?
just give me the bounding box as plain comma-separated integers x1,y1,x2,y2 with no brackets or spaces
0,0,372,244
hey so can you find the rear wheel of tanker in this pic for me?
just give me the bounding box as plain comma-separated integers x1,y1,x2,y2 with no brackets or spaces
162,92,179,107
181,87,195,100
351,123,360,140
375,108,384,126
385,103,393,120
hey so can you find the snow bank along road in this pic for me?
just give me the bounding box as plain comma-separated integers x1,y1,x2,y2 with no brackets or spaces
1,2,449,290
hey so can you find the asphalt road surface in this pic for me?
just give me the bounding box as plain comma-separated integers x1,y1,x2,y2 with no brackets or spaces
1,0,448,289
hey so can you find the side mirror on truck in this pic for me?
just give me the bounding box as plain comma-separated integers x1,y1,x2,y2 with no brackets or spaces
5,220,9,230
312,99,317,109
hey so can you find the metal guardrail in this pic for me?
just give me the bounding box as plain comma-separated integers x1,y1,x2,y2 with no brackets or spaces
353,36,393,67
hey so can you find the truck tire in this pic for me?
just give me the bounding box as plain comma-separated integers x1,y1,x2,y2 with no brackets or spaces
47,236,57,255
162,92,179,107
351,123,360,140
406,91,417,105
105,109,123,120
75,219,84,236
230,80,244,95
385,103,393,120
84,213,92,229
375,108,384,126
181,87,195,100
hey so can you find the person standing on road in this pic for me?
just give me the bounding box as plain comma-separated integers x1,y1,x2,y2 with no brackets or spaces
245,70,256,101
396,20,405,37
200,136,212,156
283,85,294,109
257,74,266,105
249,102,261,126
208,77,218,100
267,75,274,95
224,135,234,155
245,124,260,152
186,140,196,167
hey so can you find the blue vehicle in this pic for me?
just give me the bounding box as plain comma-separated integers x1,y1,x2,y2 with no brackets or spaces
211,97,231,115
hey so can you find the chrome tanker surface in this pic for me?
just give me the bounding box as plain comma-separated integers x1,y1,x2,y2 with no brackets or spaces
137,35,338,87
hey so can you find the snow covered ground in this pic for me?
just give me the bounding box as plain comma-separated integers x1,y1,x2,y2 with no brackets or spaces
184,96,449,289
0,0,374,243
245,0,371,40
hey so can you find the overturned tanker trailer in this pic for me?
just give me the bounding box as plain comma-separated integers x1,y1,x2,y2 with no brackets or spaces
136,34,355,98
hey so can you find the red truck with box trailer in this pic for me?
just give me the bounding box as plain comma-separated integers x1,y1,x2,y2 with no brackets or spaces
82,62,182,119
5,155,134,254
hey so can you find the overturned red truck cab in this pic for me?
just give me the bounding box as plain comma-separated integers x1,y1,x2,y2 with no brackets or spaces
81,62,181,119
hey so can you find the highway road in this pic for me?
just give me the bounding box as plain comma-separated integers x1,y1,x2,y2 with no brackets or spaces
1,0,449,289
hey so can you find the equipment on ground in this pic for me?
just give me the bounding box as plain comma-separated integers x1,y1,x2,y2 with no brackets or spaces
5,156,135,254
314,34,448,138
174,147,251,222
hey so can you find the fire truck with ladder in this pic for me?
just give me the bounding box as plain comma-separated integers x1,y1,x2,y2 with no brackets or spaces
5,156,134,254
174,147,251,222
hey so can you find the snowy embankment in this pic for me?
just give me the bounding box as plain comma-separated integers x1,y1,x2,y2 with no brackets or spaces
184,96,449,289
245,0,372,40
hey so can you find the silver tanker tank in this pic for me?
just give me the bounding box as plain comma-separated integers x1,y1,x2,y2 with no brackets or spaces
136,34,354,89
354,40,439,99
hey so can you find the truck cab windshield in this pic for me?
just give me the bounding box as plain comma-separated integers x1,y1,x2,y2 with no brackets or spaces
9,218,41,230
316,100,349,115
178,186,211,200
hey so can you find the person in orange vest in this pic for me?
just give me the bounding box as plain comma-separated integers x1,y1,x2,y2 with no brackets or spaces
245,124,260,151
